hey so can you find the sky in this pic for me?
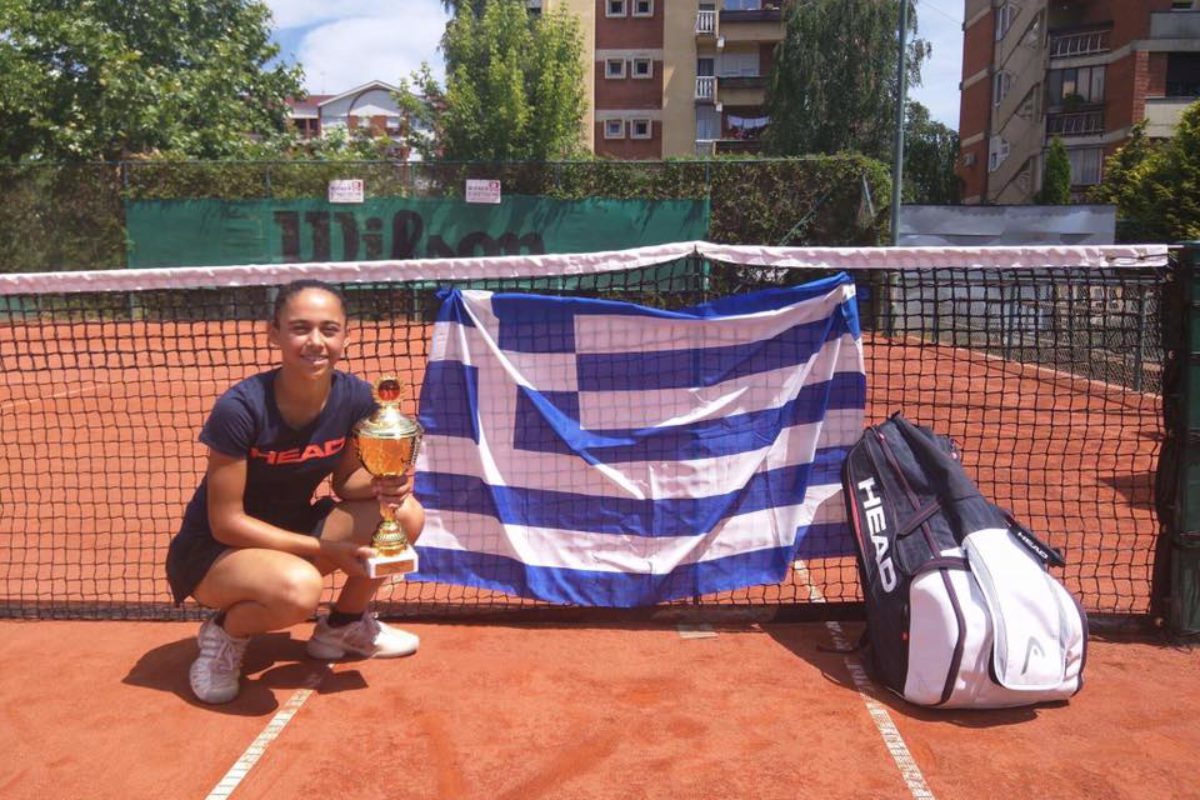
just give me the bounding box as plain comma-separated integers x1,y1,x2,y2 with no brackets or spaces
264,0,965,130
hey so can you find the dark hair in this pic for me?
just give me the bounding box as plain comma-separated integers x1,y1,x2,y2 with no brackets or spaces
272,279,347,325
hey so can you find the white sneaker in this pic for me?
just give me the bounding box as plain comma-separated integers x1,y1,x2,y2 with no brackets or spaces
306,611,419,659
189,615,250,704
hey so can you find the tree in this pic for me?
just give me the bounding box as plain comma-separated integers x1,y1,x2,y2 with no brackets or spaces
1087,120,1161,241
1038,137,1071,204
0,0,302,161
404,0,586,161
1087,102,1200,242
765,0,928,160
903,101,959,204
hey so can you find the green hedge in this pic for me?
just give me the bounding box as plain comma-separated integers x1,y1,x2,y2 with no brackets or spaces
0,155,891,273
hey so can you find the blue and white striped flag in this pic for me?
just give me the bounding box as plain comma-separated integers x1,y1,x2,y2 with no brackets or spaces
410,273,865,606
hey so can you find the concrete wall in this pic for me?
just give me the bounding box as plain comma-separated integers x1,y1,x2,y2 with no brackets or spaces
662,0,701,157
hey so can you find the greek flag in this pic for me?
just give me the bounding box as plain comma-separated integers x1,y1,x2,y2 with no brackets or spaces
411,274,865,607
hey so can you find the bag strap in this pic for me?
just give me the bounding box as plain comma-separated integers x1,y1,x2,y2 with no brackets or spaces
895,499,943,539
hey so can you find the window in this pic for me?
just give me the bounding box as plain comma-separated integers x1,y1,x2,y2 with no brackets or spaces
719,51,760,77
631,119,652,139
724,0,763,10
993,71,1012,105
1066,147,1103,186
1023,12,1042,48
696,106,720,140
605,58,626,79
633,0,653,16
1166,53,1200,97
632,58,653,79
606,0,626,16
988,136,1010,172
1046,65,1104,106
1017,89,1039,120
996,3,1017,41
697,57,715,77
604,119,625,139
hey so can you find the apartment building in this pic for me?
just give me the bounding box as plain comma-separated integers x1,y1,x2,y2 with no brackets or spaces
959,0,1200,204
535,0,785,158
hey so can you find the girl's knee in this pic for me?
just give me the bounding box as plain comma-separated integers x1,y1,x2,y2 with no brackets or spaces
267,564,324,621
397,497,425,543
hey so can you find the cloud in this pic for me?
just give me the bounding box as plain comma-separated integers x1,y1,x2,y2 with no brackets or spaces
267,0,964,128
265,0,450,93
265,0,417,30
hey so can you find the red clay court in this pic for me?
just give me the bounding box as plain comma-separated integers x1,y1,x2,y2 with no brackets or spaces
0,247,1195,798
1,617,1196,799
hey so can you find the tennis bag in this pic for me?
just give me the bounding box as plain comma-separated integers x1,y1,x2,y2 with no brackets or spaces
842,413,1087,708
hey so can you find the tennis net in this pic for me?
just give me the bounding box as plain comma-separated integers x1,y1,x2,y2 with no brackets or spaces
0,242,1172,621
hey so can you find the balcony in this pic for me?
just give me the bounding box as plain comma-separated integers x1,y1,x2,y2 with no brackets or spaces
693,139,766,156
718,1,784,43
716,74,767,106
1048,27,1111,58
696,9,716,36
1046,109,1105,137
1150,10,1200,39
716,139,764,155
695,76,716,102
720,2,783,24
1145,96,1195,137
716,75,766,90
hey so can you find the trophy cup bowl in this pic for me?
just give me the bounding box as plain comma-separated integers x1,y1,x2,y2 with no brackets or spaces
353,375,423,578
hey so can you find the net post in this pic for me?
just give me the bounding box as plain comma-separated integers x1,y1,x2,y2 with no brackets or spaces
1163,243,1200,636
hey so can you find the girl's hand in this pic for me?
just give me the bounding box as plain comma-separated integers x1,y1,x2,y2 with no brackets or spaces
372,468,414,509
319,538,375,578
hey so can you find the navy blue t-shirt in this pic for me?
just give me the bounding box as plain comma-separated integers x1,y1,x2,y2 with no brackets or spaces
175,368,377,544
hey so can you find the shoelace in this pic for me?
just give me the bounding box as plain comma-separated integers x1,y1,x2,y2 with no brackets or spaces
344,614,381,649
202,631,247,676
218,639,246,674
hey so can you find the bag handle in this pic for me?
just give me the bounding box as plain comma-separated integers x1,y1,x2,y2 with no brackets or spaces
1000,508,1066,568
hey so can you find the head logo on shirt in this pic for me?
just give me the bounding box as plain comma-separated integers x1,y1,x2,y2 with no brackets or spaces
250,437,346,465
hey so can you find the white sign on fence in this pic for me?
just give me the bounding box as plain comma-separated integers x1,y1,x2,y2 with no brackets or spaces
328,179,365,204
465,179,502,204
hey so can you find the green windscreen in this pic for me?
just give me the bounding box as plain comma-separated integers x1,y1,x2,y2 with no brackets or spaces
125,196,711,267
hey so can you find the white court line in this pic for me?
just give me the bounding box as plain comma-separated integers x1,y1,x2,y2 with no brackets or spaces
794,561,936,800
676,623,718,640
889,332,1158,402
0,383,99,413
204,668,329,800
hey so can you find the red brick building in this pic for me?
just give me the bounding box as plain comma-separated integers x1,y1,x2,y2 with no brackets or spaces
538,0,784,158
957,0,1200,204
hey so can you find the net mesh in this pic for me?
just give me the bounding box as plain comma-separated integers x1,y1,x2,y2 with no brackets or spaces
0,249,1169,620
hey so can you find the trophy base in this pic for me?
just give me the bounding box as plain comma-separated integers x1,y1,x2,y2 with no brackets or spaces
364,547,419,579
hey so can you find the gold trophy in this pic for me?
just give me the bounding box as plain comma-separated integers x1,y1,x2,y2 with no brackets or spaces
354,375,423,578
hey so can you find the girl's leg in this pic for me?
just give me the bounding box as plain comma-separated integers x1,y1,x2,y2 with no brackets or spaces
188,548,323,704
315,496,425,613
193,548,325,637
306,496,425,660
